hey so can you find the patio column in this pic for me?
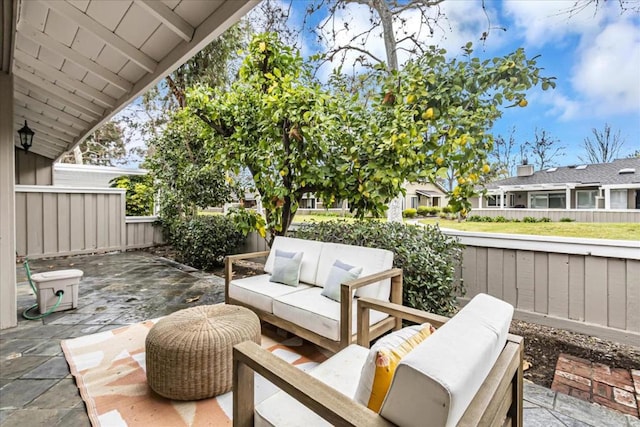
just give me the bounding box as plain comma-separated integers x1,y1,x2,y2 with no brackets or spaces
478,193,483,208
604,187,611,210
499,190,505,209
565,186,571,209
0,73,17,329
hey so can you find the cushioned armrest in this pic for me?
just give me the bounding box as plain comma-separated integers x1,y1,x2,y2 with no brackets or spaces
225,251,271,304
339,269,403,349
232,341,392,427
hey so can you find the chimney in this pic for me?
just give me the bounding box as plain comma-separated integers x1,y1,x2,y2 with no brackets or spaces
517,164,534,177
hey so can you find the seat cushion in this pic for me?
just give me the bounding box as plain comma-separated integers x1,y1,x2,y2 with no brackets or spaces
380,293,514,427
270,250,304,286
264,237,324,285
315,242,394,300
272,287,389,341
228,274,311,313
255,344,369,427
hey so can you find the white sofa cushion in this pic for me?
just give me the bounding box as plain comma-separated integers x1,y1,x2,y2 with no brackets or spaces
321,260,363,302
264,237,324,285
379,294,514,427
273,287,389,341
255,344,369,427
315,243,394,300
228,274,311,313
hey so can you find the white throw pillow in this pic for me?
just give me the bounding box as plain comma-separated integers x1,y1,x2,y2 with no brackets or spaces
269,250,303,286
321,260,363,302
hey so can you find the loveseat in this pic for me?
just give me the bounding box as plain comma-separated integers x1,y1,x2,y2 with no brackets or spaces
233,293,523,427
225,236,403,352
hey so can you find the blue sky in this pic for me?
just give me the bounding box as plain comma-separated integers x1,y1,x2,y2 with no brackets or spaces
277,0,640,168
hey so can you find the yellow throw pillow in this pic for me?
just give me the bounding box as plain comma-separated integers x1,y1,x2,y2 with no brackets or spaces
354,323,436,412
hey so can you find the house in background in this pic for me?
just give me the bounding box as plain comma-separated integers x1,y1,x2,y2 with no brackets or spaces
471,158,640,210
403,181,448,210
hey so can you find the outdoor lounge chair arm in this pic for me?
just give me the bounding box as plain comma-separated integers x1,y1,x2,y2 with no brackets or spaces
232,340,393,427
339,268,403,349
224,250,271,303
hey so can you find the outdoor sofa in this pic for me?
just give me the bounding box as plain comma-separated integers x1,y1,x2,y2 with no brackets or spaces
225,236,403,352
233,293,523,427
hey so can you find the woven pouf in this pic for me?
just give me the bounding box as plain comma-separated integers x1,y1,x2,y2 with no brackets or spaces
145,304,260,400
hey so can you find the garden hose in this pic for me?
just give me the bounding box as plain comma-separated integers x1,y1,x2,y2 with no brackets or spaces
21,258,65,320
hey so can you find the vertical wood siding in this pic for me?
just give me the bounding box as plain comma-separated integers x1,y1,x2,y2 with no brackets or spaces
15,186,126,258
469,208,640,223
124,217,165,249
452,231,640,345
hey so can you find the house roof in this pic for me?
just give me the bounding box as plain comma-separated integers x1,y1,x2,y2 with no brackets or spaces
485,158,640,190
416,189,441,197
3,0,257,160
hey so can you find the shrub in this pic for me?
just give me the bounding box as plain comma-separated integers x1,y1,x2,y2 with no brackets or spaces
295,220,464,316
428,207,441,215
110,175,154,216
466,215,483,222
523,216,538,223
442,205,453,214
494,216,508,223
402,208,417,218
559,217,575,222
438,212,449,219
416,206,430,217
169,215,245,270
539,217,551,222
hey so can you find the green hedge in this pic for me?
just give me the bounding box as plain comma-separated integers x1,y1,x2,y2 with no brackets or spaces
402,208,417,218
169,215,244,270
294,220,464,316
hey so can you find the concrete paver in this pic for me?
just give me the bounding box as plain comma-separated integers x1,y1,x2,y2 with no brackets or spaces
0,251,633,426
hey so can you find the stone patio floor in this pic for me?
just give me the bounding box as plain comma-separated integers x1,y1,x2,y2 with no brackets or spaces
1,251,638,427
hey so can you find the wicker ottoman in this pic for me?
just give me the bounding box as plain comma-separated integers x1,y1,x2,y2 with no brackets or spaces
145,304,260,400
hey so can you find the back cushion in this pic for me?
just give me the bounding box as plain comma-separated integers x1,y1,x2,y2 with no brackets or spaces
379,294,514,427
264,237,324,285
315,243,394,300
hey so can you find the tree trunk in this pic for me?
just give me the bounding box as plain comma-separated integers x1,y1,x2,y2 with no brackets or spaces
73,146,83,164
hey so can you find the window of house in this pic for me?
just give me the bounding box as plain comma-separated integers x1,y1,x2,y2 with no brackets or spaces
509,194,516,207
576,190,597,209
487,195,504,207
410,196,419,209
529,192,566,209
610,189,627,209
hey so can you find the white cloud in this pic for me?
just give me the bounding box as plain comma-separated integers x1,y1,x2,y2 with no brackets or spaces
533,90,583,121
502,0,605,47
571,19,640,114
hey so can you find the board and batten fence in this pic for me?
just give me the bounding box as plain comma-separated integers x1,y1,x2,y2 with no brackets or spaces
469,208,640,223
16,185,163,259
445,230,640,345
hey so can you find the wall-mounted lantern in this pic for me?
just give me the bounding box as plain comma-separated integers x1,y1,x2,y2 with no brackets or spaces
18,120,35,151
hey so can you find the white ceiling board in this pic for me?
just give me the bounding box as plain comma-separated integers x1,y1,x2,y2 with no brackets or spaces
81,73,111,94
20,0,49,32
139,25,182,62
66,0,90,13
136,0,194,42
42,8,78,47
95,44,129,75
71,28,103,61
15,91,91,128
15,103,88,134
85,0,132,32
174,0,224,28
60,60,92,87
14,33,40,57
15,141,60,159
35,46,65,69
117,61,147,84
14,117,76,144
101,83,126,100
164,0,181,10
115,3,160,50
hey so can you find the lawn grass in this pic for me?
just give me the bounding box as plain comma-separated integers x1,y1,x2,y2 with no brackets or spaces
418,218,640,241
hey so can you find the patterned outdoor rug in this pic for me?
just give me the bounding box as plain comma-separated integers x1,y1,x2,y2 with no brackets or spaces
61,319,328,426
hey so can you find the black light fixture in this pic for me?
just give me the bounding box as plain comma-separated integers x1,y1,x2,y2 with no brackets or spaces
18,120,35,151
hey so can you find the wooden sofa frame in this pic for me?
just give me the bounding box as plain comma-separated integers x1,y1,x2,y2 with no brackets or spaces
233,297,524,427
225,251,403,353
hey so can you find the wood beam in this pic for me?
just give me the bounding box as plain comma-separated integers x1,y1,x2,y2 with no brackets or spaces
15,75,103,120
135,0,194,42
14,91,91,129
14,91,90,135
13,70,105,118
41,0,158,73
14,70,106,117
17,22,134,93
14,140,59,159
14,126,70,151
14,53,117,108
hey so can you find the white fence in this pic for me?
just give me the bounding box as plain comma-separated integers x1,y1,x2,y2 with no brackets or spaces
445,230,640,345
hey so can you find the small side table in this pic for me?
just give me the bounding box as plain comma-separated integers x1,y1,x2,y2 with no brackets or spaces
145,304,260,400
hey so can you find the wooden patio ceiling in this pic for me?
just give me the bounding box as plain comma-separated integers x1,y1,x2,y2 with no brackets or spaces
5,0,257,160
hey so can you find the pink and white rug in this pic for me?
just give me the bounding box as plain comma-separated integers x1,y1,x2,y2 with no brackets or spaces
61,319,328,426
